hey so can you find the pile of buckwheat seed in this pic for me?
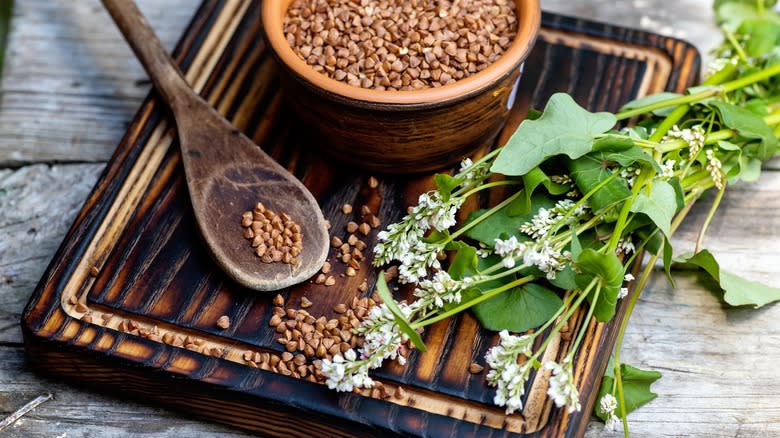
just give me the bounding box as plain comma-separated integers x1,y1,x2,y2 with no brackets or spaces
241,202,303,265
283,0,518,90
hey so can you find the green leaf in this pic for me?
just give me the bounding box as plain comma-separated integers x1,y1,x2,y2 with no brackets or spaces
635,226,663,256
567,155,632,213
716,2,780,29
596,362,662,420
618,92,683,117
629,179,677,237
434,173,460,201
592,135,635,152
594,146,662,172
447,242,478,280
375,275,427,352
710,100,778,161
737,156,762,182
463,195,555,247
575,248,623,322
472,283,563,332
668,177,685,212
492,93,616,176
663,237,676,287
675,250,780,308
509,168,569,216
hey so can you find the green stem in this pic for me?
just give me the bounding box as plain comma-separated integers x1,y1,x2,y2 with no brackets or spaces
723,26,749,63
447,189,524,241
532,281,597,359
694,185,726,253
412,275,535,328
649,105,690,142
616,62,780,121
568,284,600,358
457,179,521,199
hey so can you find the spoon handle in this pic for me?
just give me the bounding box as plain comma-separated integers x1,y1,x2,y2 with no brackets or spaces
102,0,193,110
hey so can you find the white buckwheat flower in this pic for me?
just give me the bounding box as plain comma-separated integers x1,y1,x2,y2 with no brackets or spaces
664,125,705,161
494,235,528,268
616,237,635,256
620,166,641,188
485,330,535,414
522,242,569,280
624,273,635,282
321,348,374,392
519,200,590,239
599,393,620,431
413,270,466,310
705,149,724,190
397,240,443,284
459,158,491,190
660,159,676,179
415,191,464,232
544,358,582,413
618,287,629,299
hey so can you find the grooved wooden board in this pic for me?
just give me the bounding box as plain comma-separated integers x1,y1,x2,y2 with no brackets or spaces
21,2,699,437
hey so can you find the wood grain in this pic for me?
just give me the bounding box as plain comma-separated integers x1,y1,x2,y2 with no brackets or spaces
3,3,780,437
18,2,700,437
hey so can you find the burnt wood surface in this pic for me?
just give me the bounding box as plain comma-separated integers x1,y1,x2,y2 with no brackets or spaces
21,1,699,437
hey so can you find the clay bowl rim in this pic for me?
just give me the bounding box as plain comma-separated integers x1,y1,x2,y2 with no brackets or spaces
262,0,541,107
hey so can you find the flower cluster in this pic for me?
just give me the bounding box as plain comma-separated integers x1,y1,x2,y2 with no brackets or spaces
660,159,677,179
374,189,464,283
493,236,569,279
544,358,582,413
413,270,467,310
321,302,417,392
458,158,492,190
485,330,535,414
705,148,725,190
663,124,706,161
518,199,589,240
599,393,620,431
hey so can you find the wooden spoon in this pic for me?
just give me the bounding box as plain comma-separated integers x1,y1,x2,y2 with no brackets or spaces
102,0,329,291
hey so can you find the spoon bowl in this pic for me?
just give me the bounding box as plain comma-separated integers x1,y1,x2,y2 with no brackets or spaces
103,0,329,291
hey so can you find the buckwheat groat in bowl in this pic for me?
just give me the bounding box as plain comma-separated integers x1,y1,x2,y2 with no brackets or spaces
261,0,540,173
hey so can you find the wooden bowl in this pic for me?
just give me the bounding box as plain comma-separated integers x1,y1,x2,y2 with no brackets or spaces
261,0,541,174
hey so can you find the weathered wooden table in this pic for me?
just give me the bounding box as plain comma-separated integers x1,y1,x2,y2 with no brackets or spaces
1,1,779,437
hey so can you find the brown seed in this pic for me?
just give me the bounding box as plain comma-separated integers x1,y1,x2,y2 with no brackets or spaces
315,273,326,284
346,234,358,246
394,386,407,399
101,313,114,323
342,204,353,214
341,253,352,263
369,215,381,229
324,276,336,286
321,261,332,274
358,280,368,292
274,294,285,306
301,296,313,308
334,303,348,314
81,314,93,323
346,267,357,277
89,266,100,277
384,266,398,282
469,363,484,374
331,236,343,247
368,176,379,188
346,221,358,233
216,315,230,330
269,313,282,327
75,302,88,313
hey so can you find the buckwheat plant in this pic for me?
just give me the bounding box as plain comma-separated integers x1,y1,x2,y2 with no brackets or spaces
322,2,780,435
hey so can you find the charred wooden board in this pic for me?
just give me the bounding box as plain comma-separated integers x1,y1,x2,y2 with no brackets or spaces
22,1,699,436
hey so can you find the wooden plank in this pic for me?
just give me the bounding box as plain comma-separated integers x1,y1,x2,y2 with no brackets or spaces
0,0,195,165
0,345,252,438
0,164,103,344
18,2,701,437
